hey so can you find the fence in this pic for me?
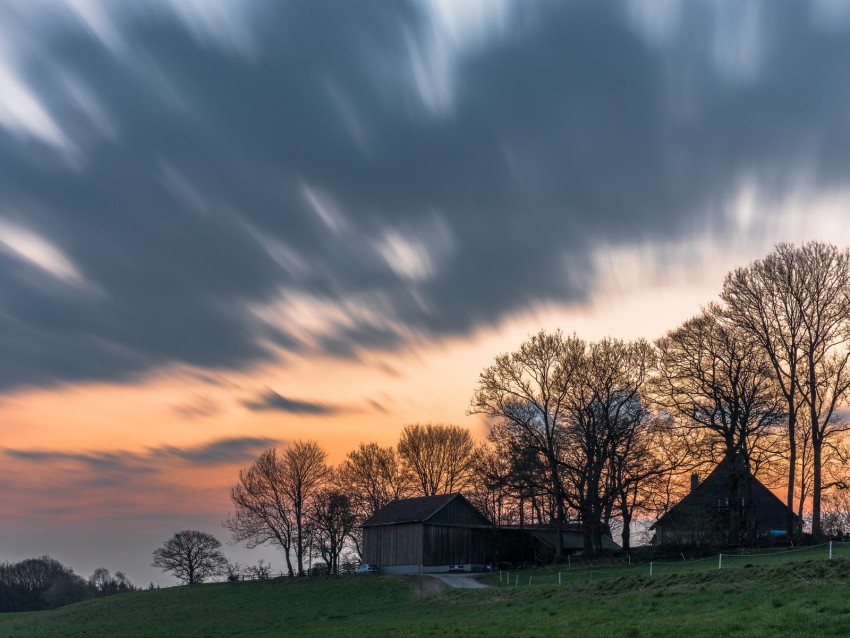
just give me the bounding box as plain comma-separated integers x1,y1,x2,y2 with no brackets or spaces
493,541,850,588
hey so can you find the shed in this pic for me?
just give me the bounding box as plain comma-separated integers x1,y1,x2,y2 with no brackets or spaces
362,493,493,573
494,524,620,564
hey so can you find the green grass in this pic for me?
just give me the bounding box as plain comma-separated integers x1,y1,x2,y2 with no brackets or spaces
4,556,850,637
484,541,850,587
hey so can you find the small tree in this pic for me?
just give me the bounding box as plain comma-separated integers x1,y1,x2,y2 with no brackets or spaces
245,560,272,581
151,530,228,585
309,487,358,574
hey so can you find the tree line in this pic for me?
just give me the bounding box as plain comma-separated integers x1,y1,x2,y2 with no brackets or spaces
223,241,850,569
0,556,137,612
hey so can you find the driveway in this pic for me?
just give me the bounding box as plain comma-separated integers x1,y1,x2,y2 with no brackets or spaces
425,573,490,589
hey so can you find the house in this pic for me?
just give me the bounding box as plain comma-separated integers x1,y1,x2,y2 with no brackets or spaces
361,493,493,573
651,456,800,546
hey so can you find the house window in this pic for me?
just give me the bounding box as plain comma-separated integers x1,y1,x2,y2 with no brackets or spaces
739,497,746,508
717,497,729,509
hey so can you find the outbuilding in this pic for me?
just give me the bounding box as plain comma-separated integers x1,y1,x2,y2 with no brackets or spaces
361,493,493,574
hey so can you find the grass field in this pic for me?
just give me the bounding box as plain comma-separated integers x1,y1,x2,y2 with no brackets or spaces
3,553,850,637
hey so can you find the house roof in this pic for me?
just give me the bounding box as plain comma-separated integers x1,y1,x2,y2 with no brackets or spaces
651,456,798,531
362,493,489,527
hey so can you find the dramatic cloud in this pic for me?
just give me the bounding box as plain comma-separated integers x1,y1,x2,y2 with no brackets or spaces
2,1,850,392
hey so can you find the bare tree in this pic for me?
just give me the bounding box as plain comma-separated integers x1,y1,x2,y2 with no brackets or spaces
563,337,659,553
337,443,409,517
397,423,476,496
821,488,850,537
470,330,584,558
309,486,358,575
607,414,673,552
653,306,783,542
723,242,850,537
225,448,297,577
151,531,227,585
281,440,331,576
791,243,850,537
336,442,409,557
722,244,806,536
465,444,521,528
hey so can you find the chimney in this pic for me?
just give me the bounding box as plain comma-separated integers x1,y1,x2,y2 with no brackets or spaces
690,473,700,492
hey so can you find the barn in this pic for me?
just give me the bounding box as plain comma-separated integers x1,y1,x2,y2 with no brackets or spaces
651,456,800,546
361,493,493,573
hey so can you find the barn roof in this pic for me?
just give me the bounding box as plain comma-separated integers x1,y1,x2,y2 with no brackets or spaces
529,529,621,551
362,493,490,527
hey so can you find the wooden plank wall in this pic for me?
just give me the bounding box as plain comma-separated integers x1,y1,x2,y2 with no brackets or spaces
363,523,424,566
422,525,491,566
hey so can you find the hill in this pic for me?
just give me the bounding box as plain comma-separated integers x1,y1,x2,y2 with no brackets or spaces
2,559,850,637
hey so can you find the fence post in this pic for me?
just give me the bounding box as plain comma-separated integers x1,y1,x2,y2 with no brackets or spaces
830,541,833,560
718,554,722,570
528,575,532,587
515,574,519,587
568,556,571,570
649,562,653,576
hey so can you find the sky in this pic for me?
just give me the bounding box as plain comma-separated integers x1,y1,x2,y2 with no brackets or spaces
3,0,850,586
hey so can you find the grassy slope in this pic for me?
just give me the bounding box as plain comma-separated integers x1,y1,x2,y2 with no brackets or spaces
2,560,850,638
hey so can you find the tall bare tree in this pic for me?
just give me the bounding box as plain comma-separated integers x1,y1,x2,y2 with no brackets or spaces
653,306,783,542
563,337,658,552
226,441,330,576
722,243,806,536
397,423,476,496
470,330,584,558
723,242,850,537
225,448,297,576
281,440,331,576
796,244,850,536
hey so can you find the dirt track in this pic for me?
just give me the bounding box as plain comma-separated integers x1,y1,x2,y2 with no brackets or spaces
424,573,490,589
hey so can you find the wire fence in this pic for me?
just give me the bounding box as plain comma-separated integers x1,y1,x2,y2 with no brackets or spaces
490,541,850,588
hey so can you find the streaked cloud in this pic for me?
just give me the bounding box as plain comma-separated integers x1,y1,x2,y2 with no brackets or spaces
0,0,849,398
242,389,340,415
0,218,86,284
3,435,278,472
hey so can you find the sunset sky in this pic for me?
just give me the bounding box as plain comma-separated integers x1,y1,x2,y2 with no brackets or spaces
4,0,850,586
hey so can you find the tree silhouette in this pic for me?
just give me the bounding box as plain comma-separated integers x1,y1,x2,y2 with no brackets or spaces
152,530,227,585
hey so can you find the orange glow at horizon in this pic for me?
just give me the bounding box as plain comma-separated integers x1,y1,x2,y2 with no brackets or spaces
1,276,719,535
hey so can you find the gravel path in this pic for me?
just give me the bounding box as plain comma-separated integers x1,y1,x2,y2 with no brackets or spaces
425,573,490,589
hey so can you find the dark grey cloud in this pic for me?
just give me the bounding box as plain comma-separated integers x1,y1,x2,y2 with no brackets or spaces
5,448,157,475
1,1,849,390
242,389,339,415
158,436,278,464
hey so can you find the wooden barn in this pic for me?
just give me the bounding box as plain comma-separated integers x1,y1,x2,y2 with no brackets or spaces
362,493,493,573
651,456,800,546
